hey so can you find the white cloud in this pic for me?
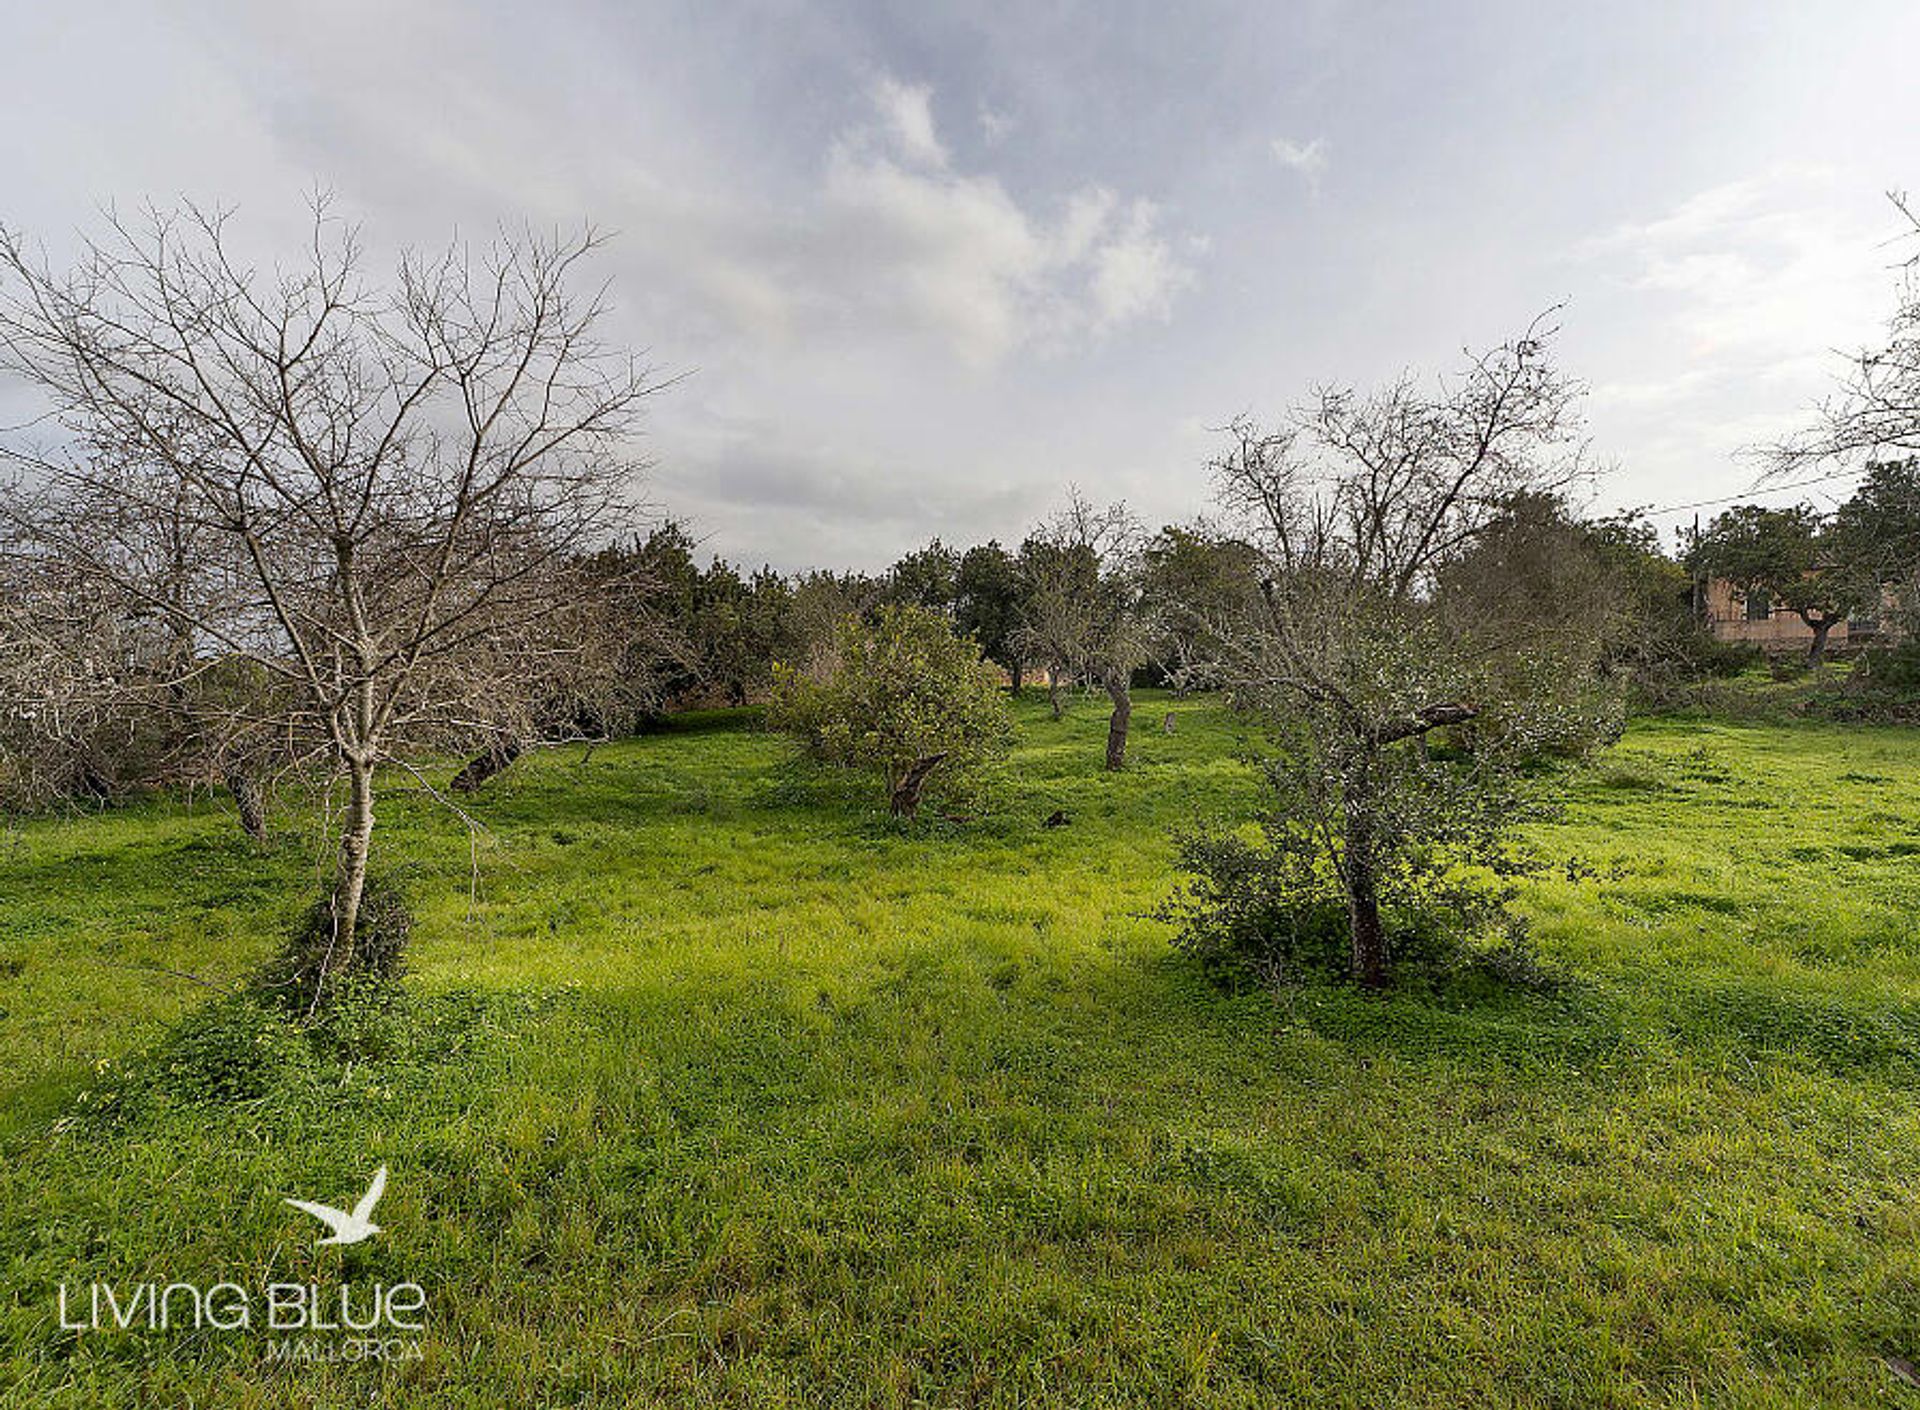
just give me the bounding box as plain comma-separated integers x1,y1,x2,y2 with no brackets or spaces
871,77,947,169
1091,199,1192,329
1270,135,1327,180
1577,169,1893,370
1570,169,1903,519
818,80,1198,365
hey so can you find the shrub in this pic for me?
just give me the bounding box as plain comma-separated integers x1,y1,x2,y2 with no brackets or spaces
257,873,412,1016
64,993,316,1126
1159,805,1549,991
766,603,1014,817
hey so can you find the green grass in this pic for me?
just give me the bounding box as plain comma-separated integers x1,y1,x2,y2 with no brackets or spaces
4,694,1920,1406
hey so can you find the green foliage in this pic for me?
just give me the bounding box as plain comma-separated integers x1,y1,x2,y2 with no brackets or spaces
1863,637,1920,691
954,539,1025,679
1139,523,1263,687
625,520,796,706
63,983,548,1131
1686,502,1868,642
74,992,315,1116
1161,747,1552,989
1831,457,1920,598
766,603,1015,811
884,539,961,611
256,872,413,1015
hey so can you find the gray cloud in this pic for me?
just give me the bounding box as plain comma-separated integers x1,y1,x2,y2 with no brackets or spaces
4,1,1920,567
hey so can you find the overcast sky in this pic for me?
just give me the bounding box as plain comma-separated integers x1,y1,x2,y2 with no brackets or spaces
3,0,1917,569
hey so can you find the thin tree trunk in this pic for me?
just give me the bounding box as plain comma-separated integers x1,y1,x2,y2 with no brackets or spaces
1103,671,1131,771
1010,659,1024,696
326,756,376,984
226,765,267,841
1048,669,1063,720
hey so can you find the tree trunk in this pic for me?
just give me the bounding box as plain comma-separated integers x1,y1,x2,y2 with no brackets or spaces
226,765,267,841
450,736,523,793
1343,808,1390,989
1103,672,1131,771
74,755,113,803
325,757,376,986
1806,617,1833,670
1010,659,1024,696
889,752,948,818
1347,870,1389,989
1047,669,1063,720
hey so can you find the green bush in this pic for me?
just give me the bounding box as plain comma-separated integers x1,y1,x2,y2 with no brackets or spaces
1157,818,1537,989
1861,638,1920,691
766,603,1014,816
65,993,316,1126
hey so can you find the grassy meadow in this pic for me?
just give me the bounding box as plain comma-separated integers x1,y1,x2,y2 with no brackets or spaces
3,691,1920,1406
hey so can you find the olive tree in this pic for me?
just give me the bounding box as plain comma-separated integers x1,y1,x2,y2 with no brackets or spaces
954,540,1027,692
1685,504,1864,668
1175,319,1617,989
1140,523,1264,693
0,202,660,991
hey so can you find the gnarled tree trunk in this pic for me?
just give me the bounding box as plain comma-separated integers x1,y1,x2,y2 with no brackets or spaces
1342,806,1389,989
450,736,524,793
889,752,948,818
1346,855,1389,988
225,764,267,841
1103,671,1131,770
1804,614,1836,669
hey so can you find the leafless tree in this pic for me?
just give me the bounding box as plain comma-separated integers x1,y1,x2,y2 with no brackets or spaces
1199,316,1613,987
0,201,664,987
0,525,149,807
1771,193,1920,473
1015,491,1150,768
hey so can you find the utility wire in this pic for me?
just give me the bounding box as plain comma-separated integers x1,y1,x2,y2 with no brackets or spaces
1627,468,1866,518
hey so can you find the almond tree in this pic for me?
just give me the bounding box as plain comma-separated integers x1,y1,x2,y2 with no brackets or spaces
1016,492,1148,768
0,202,662,988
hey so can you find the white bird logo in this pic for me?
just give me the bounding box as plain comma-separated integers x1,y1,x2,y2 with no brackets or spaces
285,1166,388,1246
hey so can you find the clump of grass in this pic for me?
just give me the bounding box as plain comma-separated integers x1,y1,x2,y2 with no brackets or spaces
62,980,563,1133
255,871,412,1016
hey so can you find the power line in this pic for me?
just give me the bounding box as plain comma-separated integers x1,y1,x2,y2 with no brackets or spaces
1629,468,1867,519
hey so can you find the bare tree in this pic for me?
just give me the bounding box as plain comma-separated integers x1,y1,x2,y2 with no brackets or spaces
1012,531,1093,720
0,525,149,808
1195,317,1612,988
1015,492,1149,768
1771,194,1920,473
0,201,663,987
